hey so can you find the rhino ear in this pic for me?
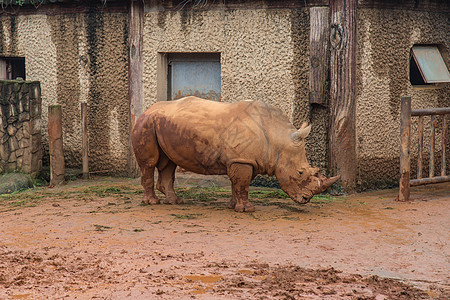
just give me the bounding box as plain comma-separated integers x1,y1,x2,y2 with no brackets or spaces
291,124,312,142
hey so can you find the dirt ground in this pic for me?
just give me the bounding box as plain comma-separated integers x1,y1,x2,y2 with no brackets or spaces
0,172,448,299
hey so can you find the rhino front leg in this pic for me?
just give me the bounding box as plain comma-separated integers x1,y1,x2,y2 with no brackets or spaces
227,163,255,212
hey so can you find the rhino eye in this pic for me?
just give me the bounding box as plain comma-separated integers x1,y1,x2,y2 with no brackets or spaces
298,170,303,175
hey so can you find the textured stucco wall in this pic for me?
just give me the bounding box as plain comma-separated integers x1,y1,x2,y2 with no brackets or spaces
143,6,328,170
0,12,129,175
3,3,446,188
144,8,299,111
356,9,450,189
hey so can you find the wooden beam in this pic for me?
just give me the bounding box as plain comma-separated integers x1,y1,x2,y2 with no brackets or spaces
411,107,450,116
398,96,411,201
430,115,436,178
417,116,424,179
309,6,330,105
329,0,357,192
48,105,65,187
127,0,144,178
411,175,450,186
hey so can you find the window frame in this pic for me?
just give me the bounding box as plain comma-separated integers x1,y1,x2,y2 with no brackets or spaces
0,57,26,80
157,52,221,101
409,45,449,89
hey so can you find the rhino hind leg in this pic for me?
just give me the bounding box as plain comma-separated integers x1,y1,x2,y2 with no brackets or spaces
157,153,183,205
140,167,160,205
132,117,160,205
138,155,160,205
227,163,255,212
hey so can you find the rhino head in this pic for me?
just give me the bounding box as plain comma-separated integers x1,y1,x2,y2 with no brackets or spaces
274,123,340,204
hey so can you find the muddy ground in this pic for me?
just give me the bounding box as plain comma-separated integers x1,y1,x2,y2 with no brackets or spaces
0,173,448,299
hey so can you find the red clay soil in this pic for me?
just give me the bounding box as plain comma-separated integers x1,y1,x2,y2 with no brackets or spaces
0,173,448,299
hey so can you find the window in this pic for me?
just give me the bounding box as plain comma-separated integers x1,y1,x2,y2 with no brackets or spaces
0,57,26,80
409,45,449,86
158,53,221,102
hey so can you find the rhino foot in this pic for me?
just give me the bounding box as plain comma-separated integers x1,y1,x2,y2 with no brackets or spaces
234,203,255,213
227,200,237,209
143,196,160,205
163,196,184,205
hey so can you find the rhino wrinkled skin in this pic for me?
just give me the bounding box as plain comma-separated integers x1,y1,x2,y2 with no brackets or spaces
132,96,339,212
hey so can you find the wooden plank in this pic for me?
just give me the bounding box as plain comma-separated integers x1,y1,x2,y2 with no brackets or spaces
127,0,144,178
411,107,450,116
398,96,411,201
430,115,436,178
158,0,330,11
329,0,357,192
0,1,128,16
309,6,329,105
48,105,65,187
81,102,89,179
411,175,450,186
358,0,450,13
417,116,423,179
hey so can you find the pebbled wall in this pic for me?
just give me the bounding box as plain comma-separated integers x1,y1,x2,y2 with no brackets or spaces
356,9,450,189
0,12,129,175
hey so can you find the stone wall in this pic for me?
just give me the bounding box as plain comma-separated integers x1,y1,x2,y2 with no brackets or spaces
0,80,42,176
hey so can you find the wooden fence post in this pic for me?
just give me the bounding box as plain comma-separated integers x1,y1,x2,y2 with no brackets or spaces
81,102,89,179
48,105,65,186
417,116,423,179
398,96,411,201
429,115,436,178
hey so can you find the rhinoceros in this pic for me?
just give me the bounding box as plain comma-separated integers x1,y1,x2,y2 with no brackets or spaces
131,96,339,212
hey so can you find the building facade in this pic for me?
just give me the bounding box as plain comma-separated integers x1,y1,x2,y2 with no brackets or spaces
0,0,448,189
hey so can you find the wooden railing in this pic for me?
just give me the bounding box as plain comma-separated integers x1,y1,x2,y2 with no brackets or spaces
399,96,449,201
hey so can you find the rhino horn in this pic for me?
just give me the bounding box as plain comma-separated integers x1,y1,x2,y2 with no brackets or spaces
291,124,312,142
322,175,340,190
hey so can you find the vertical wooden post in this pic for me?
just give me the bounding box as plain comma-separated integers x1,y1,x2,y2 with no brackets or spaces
48,105,65,186
399,96,411,202
309,6,329,105
128,0,144,178
329,0,357,192
81,102,89,179
429,115,436,178
417,116,424,179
